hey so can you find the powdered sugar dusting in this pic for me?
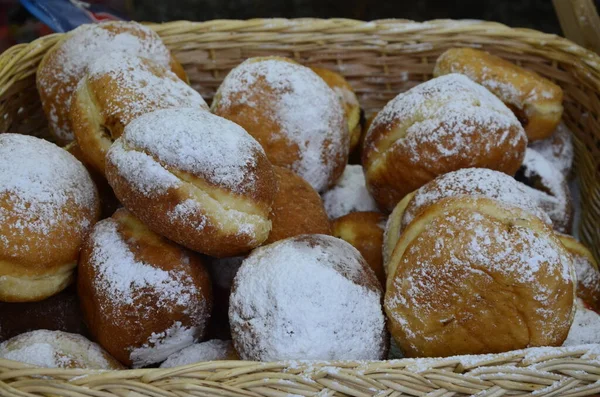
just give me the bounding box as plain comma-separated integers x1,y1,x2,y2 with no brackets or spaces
129,321,198,368
572,252,600,302
229,235,385,361
322,165,378,219
215,59,348,192
563,299,600,346
38,21,173,141
518,148,572,233
118,108,264,195
0,330,113,369
366,74,525,167
0,134,97,252
386,207,573,353
529,122,574,178
160,339,235,367
85,53,207,124
402,168,551,228
88,219,199,310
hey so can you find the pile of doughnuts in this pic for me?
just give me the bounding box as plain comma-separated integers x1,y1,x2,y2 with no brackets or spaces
0,20,596,368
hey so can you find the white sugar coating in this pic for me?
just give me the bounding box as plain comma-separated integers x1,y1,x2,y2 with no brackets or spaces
38,21,173,141
85,53,207,121
321,165,378,219
0,330,113,369
563,299,600,346
0,134,97,251
215,59,348,192
229,235,386,361
207,256,245,289
402,168,551,228
529,122,574,178
129,321,199,368
573,252,600,299
160,339,234,368
519,148,572,232
107,140,182,197
365,73,525,166
386,209,573,350
118,108,265,195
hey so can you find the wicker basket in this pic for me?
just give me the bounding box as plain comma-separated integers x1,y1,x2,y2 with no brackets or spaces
1,18,600,397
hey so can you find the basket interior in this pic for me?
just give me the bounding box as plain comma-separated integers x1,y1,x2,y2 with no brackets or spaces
0,19,599,260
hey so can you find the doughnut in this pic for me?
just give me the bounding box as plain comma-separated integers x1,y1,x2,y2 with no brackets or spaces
363,74,527,212
37,21,187,145
229,235,387,361
105,108,277,257
0,330,122,369
382,168,553,273
77,208,213,367
516,148,573,234
563,298,600,346
265,166,331,245
331,211,387,287
160,340,238,368
559,234,600,311
0,134,100,302
64,142,120,219
70,53,208,175
212,57,349,192
385,196,575,357
321,165,378,219
0,285,87,343
434,48,563,141
529,122,574,178
310,67,362,153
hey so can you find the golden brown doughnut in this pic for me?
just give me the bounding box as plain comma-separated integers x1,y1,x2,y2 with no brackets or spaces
331,211,387,287
105,108,276,257
64,141,120,219
516,148,573,234
265,166,331,245
0,285,87,343
310,67,362,153
362,74,527,212
212,57,349,192
160,340,238,367
529,122,574,178
78,208,212,367
0,330,123,369
434,48,563,141
0,134,100,302
385,196,575,358
70,53,208,175
559,234,600,311
37,21,187,145
229,235,387,361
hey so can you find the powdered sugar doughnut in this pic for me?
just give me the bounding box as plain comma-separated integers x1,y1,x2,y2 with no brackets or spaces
0,134,100,302
160,340,237,368
529,122,574,178
105,108,277,257
385,196,575,357
563,298,600,346
559,234,600,311
229,234,387,361
363,73,527,212
37,21,187,145
0,330,122,369
516,148,573,234
77,209,212,367
322,165,378,219
71,53,208,175
212,57,349,192
434,48,563,141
